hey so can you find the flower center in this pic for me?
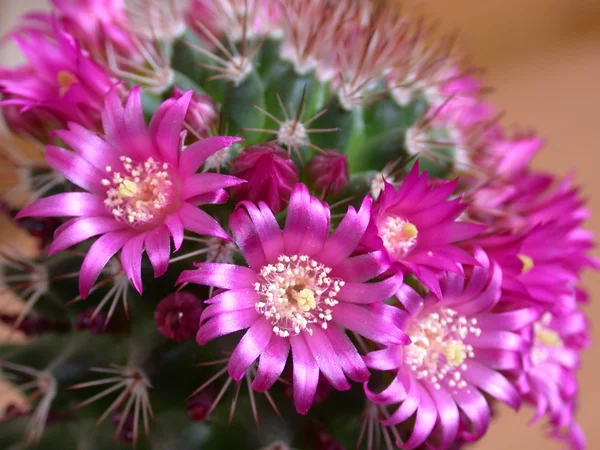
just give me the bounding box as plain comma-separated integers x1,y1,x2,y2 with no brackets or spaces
518,254,534,274
102,156,176,227
254,255,344,338
404,308,480,390
378,215,419,259
57,70,78,97
530,314,563,366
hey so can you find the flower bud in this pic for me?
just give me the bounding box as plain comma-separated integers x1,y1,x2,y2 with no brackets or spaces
173,87,218,138
306,150,349,196
154,292,203,342
186,392,213,422
230,144,299,213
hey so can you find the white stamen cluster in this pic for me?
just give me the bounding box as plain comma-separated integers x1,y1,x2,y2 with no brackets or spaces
405,308,481,391
277,120,308,149
530,313,563,366
102,156,174,227
378,215,419,259
254,254,344,338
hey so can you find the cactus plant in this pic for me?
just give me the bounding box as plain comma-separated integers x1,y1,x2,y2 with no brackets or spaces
0,1,596,449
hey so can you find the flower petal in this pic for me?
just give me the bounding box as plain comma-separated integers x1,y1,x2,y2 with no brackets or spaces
17,192,109,218
403,385,437,450
332,249,390,283
289,333,319,414
145,225,171,277
79,230,136,298
54,123,120,171
179,203,230,241
234,201,284,262
462,360,520,409
165,213,184,251
321,195,372,267
196,308,259,345
305,327,351,391
48,216,124,255
46,145,104,192
252,336,290,392
120,232,147,294
181,173,245,200
154,90,192,166
228,318,273,381
230,206,266,269
333,302,408,345
180,136,244,177
337,272,404,304
425,382,459,449
202,288,258,321
178,263,258,290
325,325,370,383
453,388,490,441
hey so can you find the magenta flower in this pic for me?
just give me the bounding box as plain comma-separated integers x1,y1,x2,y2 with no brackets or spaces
517,309,589,449
17,86,244,297
363,164,485,297
177,184,406,414
230,143,299,214
0,21,115,130
364,248,536,449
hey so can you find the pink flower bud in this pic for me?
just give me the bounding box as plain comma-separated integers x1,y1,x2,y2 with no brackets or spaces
173,86,217,137
230,143,299,213
306,150,349,196
154,292,203,342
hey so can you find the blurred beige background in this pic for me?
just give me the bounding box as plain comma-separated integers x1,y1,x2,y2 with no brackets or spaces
1,0,599,448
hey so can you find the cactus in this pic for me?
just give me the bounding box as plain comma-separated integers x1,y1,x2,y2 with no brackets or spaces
0,1,596,449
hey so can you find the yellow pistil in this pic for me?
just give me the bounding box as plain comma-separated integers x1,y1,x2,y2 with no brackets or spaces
57,70,78,97
402,222,418,239
117,179,139,198
444,342,467,366
294,288,317,312
535,327,563,348
518,254,534,274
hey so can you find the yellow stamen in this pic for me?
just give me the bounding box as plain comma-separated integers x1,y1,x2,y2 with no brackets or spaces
444,342,467,366
117,179,139,198
535,327,563,348
518,254,534,274
401,222,418,239
294,288,316,312
57,70,78,97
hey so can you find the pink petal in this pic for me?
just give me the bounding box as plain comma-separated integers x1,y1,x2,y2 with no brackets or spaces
181,173,245,200
48,216,124,255
196,308,259,345
154,90,192,166
321,195,372,267
364,373,407,404
179,203,230,241
305,327,351,391
79,230,136,298
363,346,402,371
425,382,459,449
230,207,266,269
403,385,437,450
325,325,370,383
289,333,319,414
336,272,403,304
178,263,258,290
234,201,284,262
165,213,184,250
462,361,520,409
332,249,390,283
228,318,273,381
53,123,120,171
123,86,155,158
202,288,258,321
453,388,490,441
283,184,314,255
46,145,104,193
382,372,420,425
145,226,171,277
179,136,244,177
333,302,408,345
252,336,290,392
16,192,109,218
120,233,147,294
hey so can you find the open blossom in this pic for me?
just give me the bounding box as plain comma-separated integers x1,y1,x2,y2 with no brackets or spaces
0,21,114,131
517,308,590,449
364,248,537,449
363,164,485,297
177,184,406,414
17,86,244,297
